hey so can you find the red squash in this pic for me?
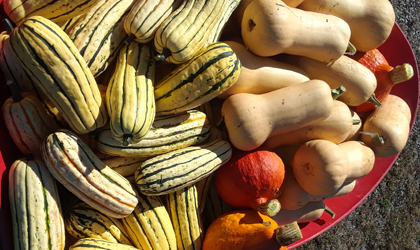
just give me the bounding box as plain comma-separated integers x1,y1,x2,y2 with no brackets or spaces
215,147,285,216
349,49,414,113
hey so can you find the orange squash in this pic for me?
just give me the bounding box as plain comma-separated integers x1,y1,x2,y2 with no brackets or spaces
202,209,300,250
349,49,414,113
215,147,285,216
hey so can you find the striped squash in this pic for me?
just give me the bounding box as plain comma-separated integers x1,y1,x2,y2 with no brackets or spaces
9,158,65,250
206,0,240,45
0,31,35,92
97,110,211,158
106,41,156,145
99,155,148,177
41,129,138,218
203,177,232,224
195,173,214,215
65,0,134,77
124,0,183,43
166,184,203,250
65,201,133,245
122,192,177,250
2,83,59,158
135,139,232,196
3,0,101,25
154,42,241,115
154,0,227,64
9,16,108,134
69,238,140,250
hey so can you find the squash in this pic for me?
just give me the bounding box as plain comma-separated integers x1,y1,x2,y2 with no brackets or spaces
273,201,335,226
278,165,356,210
241,0,351,63
215,147,285,216
349,49,414,113
283,54,379,107
344,111,363,141
222,79,335,151
263,100,356,149
338,141,375,182
298,0,396,52
292,139,349,196
217,40,309,99
202,210,302,250
360,94,412,158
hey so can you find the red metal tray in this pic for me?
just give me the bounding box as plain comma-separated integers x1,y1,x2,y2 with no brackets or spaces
0,6,419,250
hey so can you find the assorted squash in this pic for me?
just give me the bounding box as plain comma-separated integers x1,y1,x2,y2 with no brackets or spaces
0,0,416,250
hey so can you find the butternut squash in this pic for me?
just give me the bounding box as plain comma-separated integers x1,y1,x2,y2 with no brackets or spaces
241,0,351,63
217,40,309,99
222,79,335,151
360,94,412,158
264,100,355,149
292,139,349,196
344,111,362,141
298,0,395,52
279,165,356,210
338,141,375,182
273,200,335,226
283,54,379,107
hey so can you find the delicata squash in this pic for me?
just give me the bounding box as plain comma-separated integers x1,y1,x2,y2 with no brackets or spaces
241,0,351,63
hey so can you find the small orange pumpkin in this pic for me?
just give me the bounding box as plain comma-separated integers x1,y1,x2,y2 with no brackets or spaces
202,210,295,250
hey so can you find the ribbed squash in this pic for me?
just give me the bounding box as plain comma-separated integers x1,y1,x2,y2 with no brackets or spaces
65,201,133,245
205,0,240,45
8,158,65,250
3,0,101,25
96,110,211,158
9,16,108,134
64,0,134,77
154,0,228,63
106,41,156,145
69,238,139,250
98,155,148,177
2,83,59,158
124,0,183,43
121,192,177,250
41,129,138,218
154,42,241,116
135,139,232,196
166,184,203,250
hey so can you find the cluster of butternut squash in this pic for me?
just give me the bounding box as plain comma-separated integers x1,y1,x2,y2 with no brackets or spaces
0,0,416,249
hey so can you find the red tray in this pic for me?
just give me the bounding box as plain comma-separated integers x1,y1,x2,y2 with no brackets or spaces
0,8,419,250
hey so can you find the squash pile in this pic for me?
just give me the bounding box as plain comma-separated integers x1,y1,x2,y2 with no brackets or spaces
0,0,415,249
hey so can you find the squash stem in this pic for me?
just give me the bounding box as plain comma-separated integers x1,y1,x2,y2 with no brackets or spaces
257,199,281,217
352,118,361,125
331,86,346,100
155,48,171,61
390,63,414,84
275,221,303,247
123,34,137,45
359,131,385,146
2,18,15,33
6,81,23,102
367,93,382,108
324,205,335,218
344,42,357,56
122,134,132,146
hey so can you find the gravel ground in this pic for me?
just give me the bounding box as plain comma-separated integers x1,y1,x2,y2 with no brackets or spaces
296,1,420,249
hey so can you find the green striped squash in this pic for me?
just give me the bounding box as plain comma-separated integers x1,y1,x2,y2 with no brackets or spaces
166,184,203,250
122,192,177,250
205,0,240,45
154,42,241,116
124,0,183,43
135,139,232,196
97,110,211,158
65,0,134,77
3,0,101,25
154,0,227,64
69,238,140,250
106,41,156,145
98,155,148,178
65,201,133,245
41,129,138,218
9,158,65,249
9,16,108,134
